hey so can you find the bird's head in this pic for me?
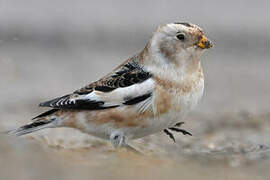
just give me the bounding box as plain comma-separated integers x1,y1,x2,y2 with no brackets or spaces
148,22,213,66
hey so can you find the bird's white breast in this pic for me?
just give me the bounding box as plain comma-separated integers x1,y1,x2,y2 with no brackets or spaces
131,76,204,139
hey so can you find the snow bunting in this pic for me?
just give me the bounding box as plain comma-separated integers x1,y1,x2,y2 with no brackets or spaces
9,22,213,150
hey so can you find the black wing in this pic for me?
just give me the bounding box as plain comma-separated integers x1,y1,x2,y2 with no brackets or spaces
39,60,152,110
74,61,152,95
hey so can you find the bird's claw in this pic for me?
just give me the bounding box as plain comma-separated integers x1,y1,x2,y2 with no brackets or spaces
164,129,175,142
175,122,185,127
169,127,192,136
163,122,192,142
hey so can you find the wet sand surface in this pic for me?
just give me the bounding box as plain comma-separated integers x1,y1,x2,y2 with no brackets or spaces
1,0,270,179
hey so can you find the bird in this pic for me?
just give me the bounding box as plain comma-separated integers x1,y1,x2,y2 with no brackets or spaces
8,22,213,151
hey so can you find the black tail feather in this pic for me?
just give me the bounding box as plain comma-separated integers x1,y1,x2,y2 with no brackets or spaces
32,109,59,120
7,120,54,136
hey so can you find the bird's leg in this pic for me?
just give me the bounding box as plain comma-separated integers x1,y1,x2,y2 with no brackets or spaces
110,131,142,154
164,122,192,142
110,131,125,148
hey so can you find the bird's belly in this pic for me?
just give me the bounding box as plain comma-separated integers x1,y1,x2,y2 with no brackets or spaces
127,112,185,139
59,109,183,140
67,112,184,140
130,88,204,139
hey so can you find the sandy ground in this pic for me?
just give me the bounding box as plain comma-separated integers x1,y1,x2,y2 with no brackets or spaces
1,112,270,180
1,0,270,179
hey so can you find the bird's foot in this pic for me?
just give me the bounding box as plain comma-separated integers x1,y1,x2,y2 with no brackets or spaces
163,122,192,142
164,129,176,142
110,131,142,154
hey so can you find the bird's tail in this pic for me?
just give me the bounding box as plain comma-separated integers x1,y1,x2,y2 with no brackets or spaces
6,119,55,136
6,109,59,136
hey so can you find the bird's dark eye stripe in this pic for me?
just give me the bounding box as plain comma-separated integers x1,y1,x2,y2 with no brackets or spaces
174,22,192,27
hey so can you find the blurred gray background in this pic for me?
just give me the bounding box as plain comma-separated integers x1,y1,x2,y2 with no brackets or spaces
1,1,270,180
1,0,270,114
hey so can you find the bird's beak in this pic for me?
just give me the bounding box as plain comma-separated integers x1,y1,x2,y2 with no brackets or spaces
196,35,213,49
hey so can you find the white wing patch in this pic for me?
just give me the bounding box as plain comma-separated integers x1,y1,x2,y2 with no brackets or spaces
134,95,153,113
83,78,155,112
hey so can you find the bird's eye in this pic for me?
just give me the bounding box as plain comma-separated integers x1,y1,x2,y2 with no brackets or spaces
176,33,185,41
